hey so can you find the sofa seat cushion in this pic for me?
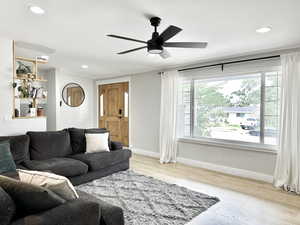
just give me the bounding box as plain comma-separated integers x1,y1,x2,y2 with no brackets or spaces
23,158,88,177
69,149,132,171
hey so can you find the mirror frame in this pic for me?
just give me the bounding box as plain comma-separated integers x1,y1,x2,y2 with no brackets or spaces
61,82,85,107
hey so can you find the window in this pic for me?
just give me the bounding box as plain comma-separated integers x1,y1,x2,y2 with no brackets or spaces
180,71,281,146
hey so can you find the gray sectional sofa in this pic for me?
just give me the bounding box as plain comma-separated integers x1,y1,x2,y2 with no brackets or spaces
0,128,132,225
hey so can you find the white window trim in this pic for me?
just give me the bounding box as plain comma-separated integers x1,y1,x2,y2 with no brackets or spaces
179,66,281,151
178,137,278,154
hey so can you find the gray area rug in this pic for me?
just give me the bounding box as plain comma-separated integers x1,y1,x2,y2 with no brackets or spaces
76,170,219,225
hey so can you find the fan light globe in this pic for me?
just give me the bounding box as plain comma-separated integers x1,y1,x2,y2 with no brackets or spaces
148,49,163,54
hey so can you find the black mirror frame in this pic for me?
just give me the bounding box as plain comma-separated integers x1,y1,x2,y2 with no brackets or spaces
61,82,85,107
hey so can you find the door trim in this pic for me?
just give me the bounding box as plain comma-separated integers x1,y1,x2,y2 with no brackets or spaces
96,76,132,147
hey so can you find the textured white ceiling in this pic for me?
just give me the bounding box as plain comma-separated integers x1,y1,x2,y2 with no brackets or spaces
1,0,300,79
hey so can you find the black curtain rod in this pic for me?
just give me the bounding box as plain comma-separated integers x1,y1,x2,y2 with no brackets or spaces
178,55,280,72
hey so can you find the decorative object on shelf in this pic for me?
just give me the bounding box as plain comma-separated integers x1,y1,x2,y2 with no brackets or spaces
28,103,36,117
17,80,30,98
37,107,45,117
16,61,32,77
12,40,48,119
14,109,20,118
62,83,85,107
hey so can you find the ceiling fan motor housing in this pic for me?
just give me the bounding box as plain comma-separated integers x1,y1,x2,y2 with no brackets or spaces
147,39,163,54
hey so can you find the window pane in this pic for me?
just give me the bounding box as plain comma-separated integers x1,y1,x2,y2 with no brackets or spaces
124,92,129,117
193,74,261,143
182,80,191,137
100,94,104,116
264,116,279,145
264,72,280,145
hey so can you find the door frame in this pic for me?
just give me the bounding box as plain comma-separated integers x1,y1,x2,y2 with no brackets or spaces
96,76,132,147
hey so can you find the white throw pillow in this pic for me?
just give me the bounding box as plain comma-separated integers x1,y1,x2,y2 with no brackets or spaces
85,133,110,153
17,169,79,201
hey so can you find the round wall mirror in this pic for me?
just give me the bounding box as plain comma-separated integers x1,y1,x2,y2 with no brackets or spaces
62,83,85,107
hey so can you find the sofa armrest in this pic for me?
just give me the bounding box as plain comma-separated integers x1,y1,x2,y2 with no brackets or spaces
11,199,100,225
110,141,123,151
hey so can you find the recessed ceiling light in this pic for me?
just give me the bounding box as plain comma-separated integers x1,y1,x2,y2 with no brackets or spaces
81,65,88,69
256,27,272,33
29,5,45,15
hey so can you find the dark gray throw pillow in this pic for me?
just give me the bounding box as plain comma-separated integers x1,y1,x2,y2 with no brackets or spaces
0,175,65,217
0,135,30,164
0,141,17,174
0,187,16,225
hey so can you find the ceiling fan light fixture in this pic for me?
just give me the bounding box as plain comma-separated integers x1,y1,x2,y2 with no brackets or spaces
148,49,163,54
147,41,163,54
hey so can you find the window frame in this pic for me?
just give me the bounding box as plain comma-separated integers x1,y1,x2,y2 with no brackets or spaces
180,70,281,152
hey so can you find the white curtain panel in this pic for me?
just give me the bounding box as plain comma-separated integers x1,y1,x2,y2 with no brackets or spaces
159,70,179,163
274,52,300,194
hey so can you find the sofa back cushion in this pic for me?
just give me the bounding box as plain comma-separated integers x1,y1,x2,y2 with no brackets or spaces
68,128,108,154
27,130,72,160
0,135,30,164
0,186,16,225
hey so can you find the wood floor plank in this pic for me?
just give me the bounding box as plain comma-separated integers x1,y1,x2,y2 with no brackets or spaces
130,154,300,225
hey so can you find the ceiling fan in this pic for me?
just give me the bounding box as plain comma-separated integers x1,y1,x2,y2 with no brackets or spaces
107,17,208,59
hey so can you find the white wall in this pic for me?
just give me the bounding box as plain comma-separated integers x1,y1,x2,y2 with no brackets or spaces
130,72,161,152
44,69,57,131
105,70,277,181
0,38,46,135
45,69,95,130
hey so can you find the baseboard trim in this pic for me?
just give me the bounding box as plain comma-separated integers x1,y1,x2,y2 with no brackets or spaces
131,148,160,158
132,148,273,183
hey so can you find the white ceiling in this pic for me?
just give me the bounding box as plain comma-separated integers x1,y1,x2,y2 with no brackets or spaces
1,0,300,79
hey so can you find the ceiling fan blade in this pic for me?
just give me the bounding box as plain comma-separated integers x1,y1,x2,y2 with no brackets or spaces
107,34,147,44
164,42,208,48
117,46,147,55
160,49,171,59
159,25,182,41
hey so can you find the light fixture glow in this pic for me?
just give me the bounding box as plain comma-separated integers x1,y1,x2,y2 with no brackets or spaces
81,65,89,69
256,27,272,33
29,5,45,15
148,49,163,54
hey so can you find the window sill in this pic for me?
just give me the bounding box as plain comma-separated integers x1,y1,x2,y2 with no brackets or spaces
177,137,278,154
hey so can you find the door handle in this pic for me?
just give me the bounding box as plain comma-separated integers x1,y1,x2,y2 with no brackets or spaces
119,109,122,119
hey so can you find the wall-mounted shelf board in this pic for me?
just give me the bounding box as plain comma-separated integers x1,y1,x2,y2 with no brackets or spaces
12,116,46,119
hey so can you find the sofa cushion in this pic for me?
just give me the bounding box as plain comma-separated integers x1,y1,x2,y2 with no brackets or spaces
0,186,16,225
86,128,112,150
0,141,17,174
69,128,108,154
0,175,65,217
27,130,73,160
77,190,124,225
85,133,110,153
18,170,79,201
68,128,86,154
69,149,132,171
0,135,30,164
23,158,88,177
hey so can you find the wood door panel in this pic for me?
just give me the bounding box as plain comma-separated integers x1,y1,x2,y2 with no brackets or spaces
99,82,129,146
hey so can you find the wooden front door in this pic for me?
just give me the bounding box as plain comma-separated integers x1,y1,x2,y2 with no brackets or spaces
99,82,129,146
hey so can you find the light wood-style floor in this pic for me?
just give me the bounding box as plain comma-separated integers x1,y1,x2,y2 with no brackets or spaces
130,154,300,225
